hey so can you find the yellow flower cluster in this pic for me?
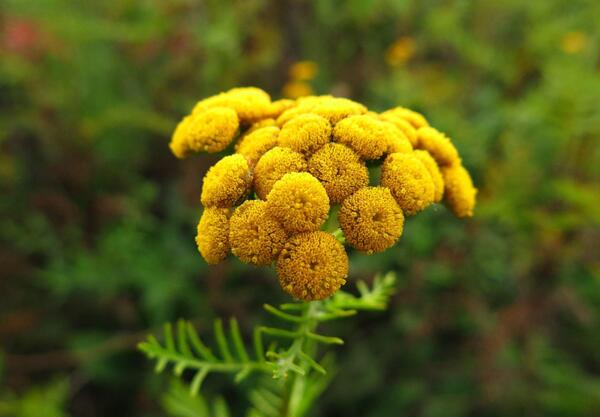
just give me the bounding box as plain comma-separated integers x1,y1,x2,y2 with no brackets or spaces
173,88,477,301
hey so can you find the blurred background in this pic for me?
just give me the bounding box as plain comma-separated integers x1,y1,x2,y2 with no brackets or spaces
1,0,600,416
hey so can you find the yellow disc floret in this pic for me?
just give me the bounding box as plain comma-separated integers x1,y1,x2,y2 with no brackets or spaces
278,113,332,156
235,126,280,166
266,172,330,233
308,143,369,203
333,115,403,160
229,200,288,265
379,112,419,147
413,150,445,203
338,187,404,254
196,207,231,264
277,231,348,301
192,87,272,124
169,107,239,158
201,154,252,207
276,95,367,126
380,152,435,215
382,106,429,129
254,147,308,200
416,126,460,167
441,163,477,218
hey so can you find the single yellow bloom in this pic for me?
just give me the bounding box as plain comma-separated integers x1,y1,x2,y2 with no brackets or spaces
193,87,272,124
254,147,308,200
413,150,445,203
561,31,587,54
289,60,318,80
235,125,280,166
333,114,402,160
279,113,332,156
169,107,239,158
380,152,435,215
201,154,252,208
416,126,460,167
266,172,330,233
196,207,231,264
379,112,418,147
277,95,367,126
338,187,404,254
441,163,477,218
382,107,429,129
229,200,288,265
282,81,314,99
277,231,348,301
308,143,369,203
385,36,416,67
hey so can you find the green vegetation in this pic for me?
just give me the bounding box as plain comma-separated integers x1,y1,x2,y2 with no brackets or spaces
1,1,599,416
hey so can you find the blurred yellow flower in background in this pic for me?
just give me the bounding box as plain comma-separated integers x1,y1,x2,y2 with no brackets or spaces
282,81,314,98
385,36,416,67
289,60,318,80
560,31,588,54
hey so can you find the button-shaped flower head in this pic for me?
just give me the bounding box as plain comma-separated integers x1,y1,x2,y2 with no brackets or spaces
416,126,460,167
229,200,288,265
201,154,252,208
308,143,369,203
382,106,429,129
277,231,348,301
170,107,239,158
193,87,272,124
380,152,435,216
277,95,367,126
441,163,477,218
266,172,329,233
235,126,280,166
196,207,231,264
333,115,405,160
413,150,445,203
338,187,404,254
279,114,332,157
254,147,308,200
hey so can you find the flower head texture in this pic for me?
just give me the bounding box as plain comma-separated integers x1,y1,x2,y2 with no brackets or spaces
380,152,435,215
378,112,419,147
266,172,329,233
201,154,252,207
277,95,367,125
416,126,460,167
193,87,272,123
229,200,288,265
196,207,231,264
278,114,332,156
235,125,280,166
170,107,239,158
277,231,348,301
254,147,308,200
441,164,477,218
382,107,429,129
264,99,296,119
338,187,404,254
413,150,445,203
308,143,369,203
333,115,402,160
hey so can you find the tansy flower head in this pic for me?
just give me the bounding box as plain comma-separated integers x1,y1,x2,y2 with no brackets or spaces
289,60,318,80
277,231,348,301
264,99,297,119
254,147,308,200
379,112,418,147
277,95,367,126
416,126,460,167
266,172,330,233
338,187,404,254
413,150,445,203
333,115,403,160
441,163,477,218
201,154,252,208
196,207,231,264
170,107,239,158
380,152,435,215
193,87,272,124
279,113,332,156
385,36,416,67
235,125,280,166
308,143,369,203
229,200,288,265
382,107,429,129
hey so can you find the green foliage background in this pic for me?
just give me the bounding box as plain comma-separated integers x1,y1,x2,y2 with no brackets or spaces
1,0,599,416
